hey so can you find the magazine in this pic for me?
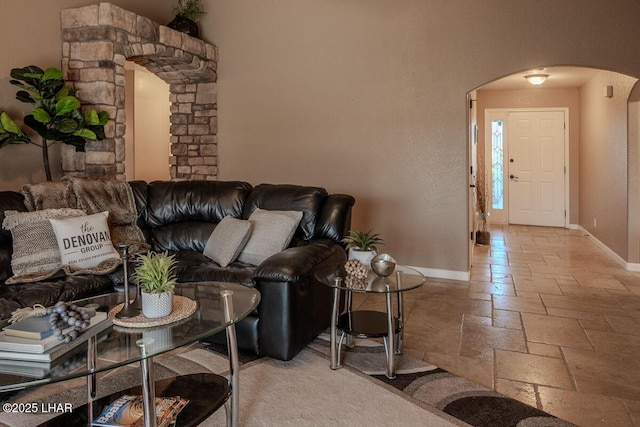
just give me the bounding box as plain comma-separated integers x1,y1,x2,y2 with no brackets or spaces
91,394,188,427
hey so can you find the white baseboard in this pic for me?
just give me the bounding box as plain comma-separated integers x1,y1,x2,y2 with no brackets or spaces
569,223,580,230
407,265,470,282
577,226,640,272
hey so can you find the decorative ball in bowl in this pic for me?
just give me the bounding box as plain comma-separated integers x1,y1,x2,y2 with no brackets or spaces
370,253,397,277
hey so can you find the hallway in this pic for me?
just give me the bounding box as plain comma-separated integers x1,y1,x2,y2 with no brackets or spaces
354,225,640,426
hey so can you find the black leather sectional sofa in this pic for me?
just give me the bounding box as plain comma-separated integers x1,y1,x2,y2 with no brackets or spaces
0,180,354,361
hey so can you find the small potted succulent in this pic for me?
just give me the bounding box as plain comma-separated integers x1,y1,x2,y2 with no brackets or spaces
131,251,178,318
341,229,384,267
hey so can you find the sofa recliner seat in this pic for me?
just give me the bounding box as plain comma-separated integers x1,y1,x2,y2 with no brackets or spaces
0,180,355,361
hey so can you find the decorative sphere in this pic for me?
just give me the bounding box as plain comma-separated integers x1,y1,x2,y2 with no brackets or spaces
370,253,397,277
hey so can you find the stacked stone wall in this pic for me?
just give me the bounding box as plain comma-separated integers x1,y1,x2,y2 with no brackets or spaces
61,2,218,181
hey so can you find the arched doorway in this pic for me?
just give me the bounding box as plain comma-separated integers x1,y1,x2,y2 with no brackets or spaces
60,3,218,181
469,66,640,267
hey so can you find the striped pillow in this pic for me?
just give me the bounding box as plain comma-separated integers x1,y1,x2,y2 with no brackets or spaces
1,209,85,284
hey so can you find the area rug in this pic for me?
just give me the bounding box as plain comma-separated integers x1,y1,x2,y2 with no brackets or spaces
309,333,576,427
0,343,462,427
0,337,576,427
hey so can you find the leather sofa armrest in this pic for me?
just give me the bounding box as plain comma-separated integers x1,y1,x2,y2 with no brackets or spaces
252,239,347,360
253,240,343,283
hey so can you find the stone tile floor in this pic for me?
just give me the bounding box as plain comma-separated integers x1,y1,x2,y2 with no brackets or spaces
352,225,640,426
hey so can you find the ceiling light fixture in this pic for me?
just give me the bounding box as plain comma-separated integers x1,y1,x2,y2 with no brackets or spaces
524,74,549,85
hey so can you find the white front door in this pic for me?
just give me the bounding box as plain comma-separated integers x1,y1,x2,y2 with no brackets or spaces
507,111,566,227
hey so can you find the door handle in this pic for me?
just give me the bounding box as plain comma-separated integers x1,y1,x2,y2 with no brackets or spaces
510,175,519,180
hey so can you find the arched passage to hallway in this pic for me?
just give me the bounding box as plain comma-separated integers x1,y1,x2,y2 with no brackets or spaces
469,66,640,267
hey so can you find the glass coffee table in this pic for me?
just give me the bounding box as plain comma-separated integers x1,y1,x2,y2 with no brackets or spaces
315,264,426,379
0,282,260,427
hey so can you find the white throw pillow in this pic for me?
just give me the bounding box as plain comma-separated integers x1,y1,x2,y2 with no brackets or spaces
203,216,253,267
49,211,120,272
237,209,303,266
1,208,85,284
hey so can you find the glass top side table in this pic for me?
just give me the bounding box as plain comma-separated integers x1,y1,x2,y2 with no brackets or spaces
314,264,426,379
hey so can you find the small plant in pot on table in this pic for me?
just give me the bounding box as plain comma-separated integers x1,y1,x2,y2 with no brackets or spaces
341,229,384,267
131,251,178,319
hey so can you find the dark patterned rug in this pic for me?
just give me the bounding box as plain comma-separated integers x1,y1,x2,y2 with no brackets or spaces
308,333,576,427
1,337,576,426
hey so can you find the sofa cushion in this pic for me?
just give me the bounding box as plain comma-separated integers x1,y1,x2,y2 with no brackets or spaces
147,181,252,227
151,222,216,252
0,274,115,321
49,211,120,273
237,209,303,266
313,194,356,243
2,208,85,284
203,216,252,267
146,181,252,252
242,184,327,242
171,250,255,285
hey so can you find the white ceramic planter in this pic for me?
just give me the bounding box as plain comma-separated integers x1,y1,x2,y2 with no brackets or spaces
141,290,173,318
348,248,376,268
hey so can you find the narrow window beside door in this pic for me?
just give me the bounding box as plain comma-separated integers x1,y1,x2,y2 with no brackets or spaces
491,120,504,210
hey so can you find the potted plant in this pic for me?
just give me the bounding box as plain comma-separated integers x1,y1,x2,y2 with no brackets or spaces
167,0,206,38
341,229,384,267
475,170,491,245
0,66,109,181
131,251,178,318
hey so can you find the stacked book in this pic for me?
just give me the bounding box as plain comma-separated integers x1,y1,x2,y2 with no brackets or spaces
0,311,111,377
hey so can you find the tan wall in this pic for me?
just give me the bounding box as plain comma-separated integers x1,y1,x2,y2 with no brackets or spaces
3,1,640,273
0,0,174,190
203,0,640,272
580,71,638,260
629,94,640,262
476,88,581,225
132,65,171,182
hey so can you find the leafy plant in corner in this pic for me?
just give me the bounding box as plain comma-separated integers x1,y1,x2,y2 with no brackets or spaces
341,229,384,252
131,251,178,295
0,65,109,181
474,169,491,245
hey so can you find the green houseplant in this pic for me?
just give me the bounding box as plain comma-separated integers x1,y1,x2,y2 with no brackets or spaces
341,230,384,267
167,0,205,38
131,251,178,318
173,0,206,21
0,66,109,181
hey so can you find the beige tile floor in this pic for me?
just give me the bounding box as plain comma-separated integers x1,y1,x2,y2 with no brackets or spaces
352,225,640,426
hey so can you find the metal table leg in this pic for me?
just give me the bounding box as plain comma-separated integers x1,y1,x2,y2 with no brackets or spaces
346,290,354,348
87,335,97,422
330,278,342,370
396,270,404,355
136,339,157,427
221,290,239,427
385,284,395,379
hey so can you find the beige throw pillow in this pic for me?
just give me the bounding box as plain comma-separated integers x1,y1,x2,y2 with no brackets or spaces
203,216,253,267
237,209,303,266
1,208,85,284
49,211,120,273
